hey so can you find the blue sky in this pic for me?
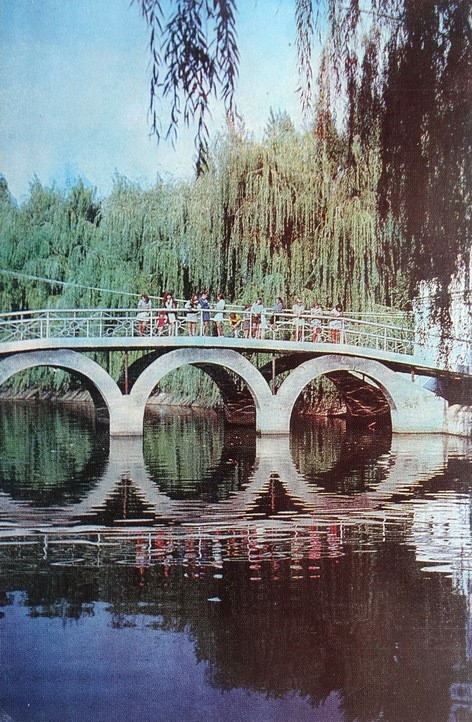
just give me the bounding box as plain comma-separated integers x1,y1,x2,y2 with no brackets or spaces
0,0,310,202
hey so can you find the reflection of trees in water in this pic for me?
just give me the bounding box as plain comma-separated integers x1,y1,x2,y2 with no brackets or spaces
0,401,108,504
144,409,256,501
291,418,392,493
198,548,464,722
1,543,466,722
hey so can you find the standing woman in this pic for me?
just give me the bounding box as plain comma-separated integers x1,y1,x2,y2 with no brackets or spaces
185,293,199,336
269,297,284,332
163,291,178,335
214,293,226,336
291,297,305,341
242,305,251,339
329,304,343,343
137,293,151,336
309,301,323,342
250,297,264,338
198,291,211,335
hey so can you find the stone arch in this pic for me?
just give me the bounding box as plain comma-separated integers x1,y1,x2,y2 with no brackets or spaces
275,354,447,434
0,350,124,429
129,348,273,433
259,354,391,423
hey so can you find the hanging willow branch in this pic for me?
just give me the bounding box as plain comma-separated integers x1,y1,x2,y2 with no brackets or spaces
295,0,315,116
133,0,239,168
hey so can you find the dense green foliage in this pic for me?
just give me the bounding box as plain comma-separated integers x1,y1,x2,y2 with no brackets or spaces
0,116,403,401
0,122,403,311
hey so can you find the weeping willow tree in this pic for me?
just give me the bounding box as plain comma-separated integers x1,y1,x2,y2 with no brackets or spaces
168,104,398,311
134,0,470,311
1,0,467,406
0,106,403,403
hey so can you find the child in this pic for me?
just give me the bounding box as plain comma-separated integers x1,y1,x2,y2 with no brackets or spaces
229,311,242,337
156,311,168,336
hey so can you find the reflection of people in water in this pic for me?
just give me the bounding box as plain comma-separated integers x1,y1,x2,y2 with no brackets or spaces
3,510,465,722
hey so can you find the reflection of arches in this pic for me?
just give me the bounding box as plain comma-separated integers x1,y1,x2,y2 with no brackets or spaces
129,348,273,433
143,415,256,500
290,425,392,490
70,436,178,520
0,350,121,423
276,355,447,433
0,433,468,527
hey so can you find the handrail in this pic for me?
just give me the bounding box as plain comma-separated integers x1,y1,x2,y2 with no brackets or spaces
0,306,413,335
0,306,469,372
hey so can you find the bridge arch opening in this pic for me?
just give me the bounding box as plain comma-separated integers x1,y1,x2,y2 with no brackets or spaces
142,361,259,427
129,348,273,433
297,370,392,429
0,350,124,428
276,355,401,432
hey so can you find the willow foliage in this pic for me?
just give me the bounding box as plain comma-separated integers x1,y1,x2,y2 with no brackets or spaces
0,113,403,399
134,0,470,306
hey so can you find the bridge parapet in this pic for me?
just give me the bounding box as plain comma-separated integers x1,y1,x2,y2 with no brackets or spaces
0,306,446,365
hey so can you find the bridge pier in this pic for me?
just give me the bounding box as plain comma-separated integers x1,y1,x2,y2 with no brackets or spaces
256,400,291,435
108,396,144,436
390,394,448,433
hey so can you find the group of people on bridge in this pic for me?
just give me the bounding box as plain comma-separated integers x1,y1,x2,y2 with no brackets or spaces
137,291,345,343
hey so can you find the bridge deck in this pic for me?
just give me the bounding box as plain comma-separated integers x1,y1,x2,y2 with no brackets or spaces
0,334,466,379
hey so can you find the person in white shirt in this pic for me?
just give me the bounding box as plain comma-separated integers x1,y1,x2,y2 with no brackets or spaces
214,293,226,336
291,297,305,341
137,293,151,336
328,304,343,343
250,297,264,338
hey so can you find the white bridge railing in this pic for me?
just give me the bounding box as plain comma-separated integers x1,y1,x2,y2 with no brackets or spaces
0,306,418,357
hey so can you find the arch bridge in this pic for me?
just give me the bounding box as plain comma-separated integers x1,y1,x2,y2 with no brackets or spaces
0,307,470,437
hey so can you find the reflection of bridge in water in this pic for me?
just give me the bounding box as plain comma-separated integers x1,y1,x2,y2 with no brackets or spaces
1,433,469,531
1,307,471,436
1,433,471,623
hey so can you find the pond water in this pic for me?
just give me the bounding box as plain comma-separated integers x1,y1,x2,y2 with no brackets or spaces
0,401,471,722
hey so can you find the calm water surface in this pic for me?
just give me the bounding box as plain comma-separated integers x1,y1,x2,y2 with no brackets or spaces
0,401,471,722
